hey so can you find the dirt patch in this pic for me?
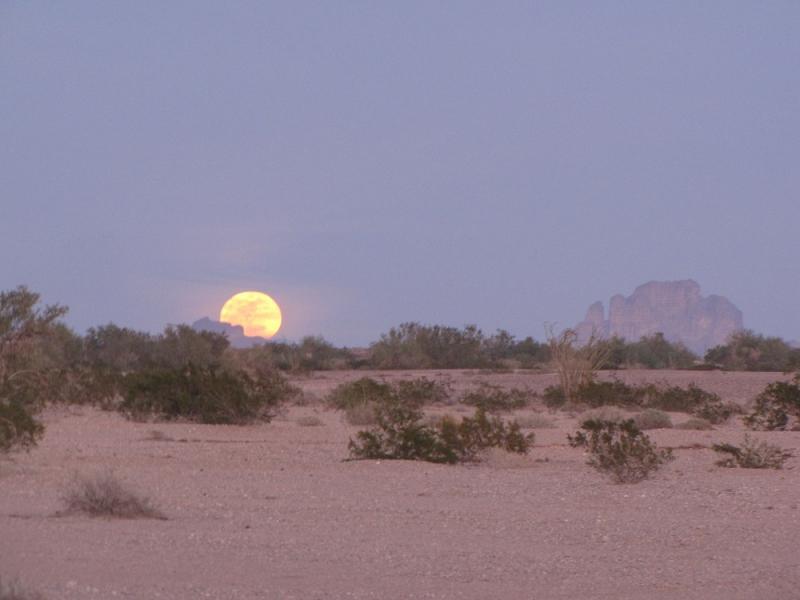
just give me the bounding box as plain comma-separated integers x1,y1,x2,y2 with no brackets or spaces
1,370,798,599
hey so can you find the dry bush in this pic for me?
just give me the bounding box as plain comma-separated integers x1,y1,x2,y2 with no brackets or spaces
144,430,173,442
713,435,793,469
296,415,324,427
0,578,44,600
343,403,377,426
633,409,673,430
61,472,165,519
675,417,713,430
515,413,557,429
580,406,628,423
546,326,610,404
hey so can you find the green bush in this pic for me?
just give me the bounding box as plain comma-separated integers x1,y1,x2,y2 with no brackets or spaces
545,379,735,424
120,365,295,424
348,402,533,464
393,377,451,405
744,375,800,430
326,377,395,410
705,330,800,371
542,384,566,409
713,435,792,469
461,383,531,412
0,401,44,452
568,419,674,483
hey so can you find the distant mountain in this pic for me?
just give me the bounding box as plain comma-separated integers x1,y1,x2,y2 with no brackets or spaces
575,280,743,355
191,317,267,348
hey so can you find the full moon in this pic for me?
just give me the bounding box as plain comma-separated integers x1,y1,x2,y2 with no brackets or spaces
219,291,282,339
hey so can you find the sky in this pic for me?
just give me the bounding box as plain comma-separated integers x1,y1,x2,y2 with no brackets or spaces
2,2,798,346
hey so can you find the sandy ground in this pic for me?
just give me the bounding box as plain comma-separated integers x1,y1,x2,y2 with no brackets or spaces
2,370,799,599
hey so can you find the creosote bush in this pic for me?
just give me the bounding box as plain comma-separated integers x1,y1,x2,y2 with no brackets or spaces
120,365,296,424
744,375,800,431
461,383,531,412
568,419,674,483
545,378,735,424
327,377,395,410
348,401,533,464
61,472,165,519
713,435,792,469
0,401,44,452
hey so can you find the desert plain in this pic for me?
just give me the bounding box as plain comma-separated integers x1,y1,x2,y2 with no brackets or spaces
2,369,799,600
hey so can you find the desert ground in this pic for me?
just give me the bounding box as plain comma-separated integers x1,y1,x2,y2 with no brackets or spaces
2,370,798,599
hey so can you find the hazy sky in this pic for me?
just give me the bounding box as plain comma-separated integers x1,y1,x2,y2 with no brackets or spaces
2,2,798,345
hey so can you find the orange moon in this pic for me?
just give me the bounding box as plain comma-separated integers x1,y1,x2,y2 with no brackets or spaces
219,291,282,339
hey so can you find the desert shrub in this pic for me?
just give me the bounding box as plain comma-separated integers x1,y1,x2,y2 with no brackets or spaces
675,417,713,430
327,377,394,410
547,379,734,424
568,419,674,483
0,578,45,600
713,435,792,469
0,401,44,452
578,379,646,408
438,408,532,461
348,402,533,464
120,365,294,424
461,383,531,412
61,472,165,519
643,384,737,424
705,330,800,371
542,385,566,409
633,409,672,430
744,375,800,431
394,377,451,405
515,413,556,429
580,406,628,423
544,378,644,409
623,333,697,369
343,403,378,426
296,415,324,427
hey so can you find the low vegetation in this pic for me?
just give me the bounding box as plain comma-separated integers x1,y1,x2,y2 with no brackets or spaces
295,415,324,427
120,365,296,424
545,378,736,424
632,409,672,430
600,332,697,369
0,578,45,600
705,330,800,372
744,375,800,430
568,419,674,483
713,435,792,469
369,323,550,369
61,472,165,519
348,400,533,464
675,417,713,430
461,383,531,412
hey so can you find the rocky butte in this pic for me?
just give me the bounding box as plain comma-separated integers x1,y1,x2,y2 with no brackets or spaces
191,317,267,349
574,280,743,355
